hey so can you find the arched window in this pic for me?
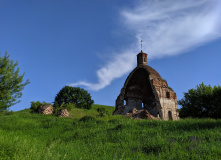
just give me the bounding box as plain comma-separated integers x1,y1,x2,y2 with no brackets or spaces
144,57,147,62
142,102,144,108
124,100,126,106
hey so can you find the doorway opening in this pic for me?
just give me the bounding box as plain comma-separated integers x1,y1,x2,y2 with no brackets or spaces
168,111,173,120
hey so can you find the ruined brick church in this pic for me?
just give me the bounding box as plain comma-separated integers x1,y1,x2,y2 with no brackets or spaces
113,50,179,120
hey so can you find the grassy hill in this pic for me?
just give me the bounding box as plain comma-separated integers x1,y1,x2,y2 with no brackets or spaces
0,104,221,160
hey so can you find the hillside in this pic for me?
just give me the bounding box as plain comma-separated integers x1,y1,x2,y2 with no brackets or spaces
0,104,221,159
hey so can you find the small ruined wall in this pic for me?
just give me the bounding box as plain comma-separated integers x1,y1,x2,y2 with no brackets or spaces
159,98,179,120
153,78,179,120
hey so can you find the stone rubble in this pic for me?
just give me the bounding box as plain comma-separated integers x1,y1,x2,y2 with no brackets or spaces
38,105,54,115
57,108,69,117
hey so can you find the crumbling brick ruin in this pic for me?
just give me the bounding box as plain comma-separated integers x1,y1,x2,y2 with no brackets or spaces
113,50,179,120
38,105,54,115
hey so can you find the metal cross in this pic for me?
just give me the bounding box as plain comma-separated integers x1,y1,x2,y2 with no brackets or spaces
140,40,143,50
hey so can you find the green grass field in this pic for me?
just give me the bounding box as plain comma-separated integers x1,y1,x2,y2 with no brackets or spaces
0,104,221,160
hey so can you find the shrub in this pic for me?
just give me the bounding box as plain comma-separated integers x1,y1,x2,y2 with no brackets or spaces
3,110,14,115
54,86,94,110
30,101,51,113
0,110,14,116
97,107,106,117
53,102,74,115
178,82,221,119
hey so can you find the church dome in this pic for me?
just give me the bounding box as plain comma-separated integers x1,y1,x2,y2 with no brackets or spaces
144,65,162,79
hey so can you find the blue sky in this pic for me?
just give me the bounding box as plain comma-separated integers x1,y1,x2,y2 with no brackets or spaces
0,0,221,111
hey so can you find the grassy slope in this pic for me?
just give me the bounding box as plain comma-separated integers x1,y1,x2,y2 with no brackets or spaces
0,104,221,160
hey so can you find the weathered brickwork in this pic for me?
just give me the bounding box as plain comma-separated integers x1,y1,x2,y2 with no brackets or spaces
38,105,54,115
113,50,179,120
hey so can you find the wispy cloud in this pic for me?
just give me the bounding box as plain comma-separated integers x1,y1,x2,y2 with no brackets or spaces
70,0,221,91
70,49,136,91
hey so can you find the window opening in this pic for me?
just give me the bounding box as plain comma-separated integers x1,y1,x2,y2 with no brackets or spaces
144,57,146,62
142,102,144,108
166,92,170,99
124,100,126,106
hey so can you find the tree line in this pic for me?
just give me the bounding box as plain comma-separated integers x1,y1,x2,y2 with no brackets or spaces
1,51,221,119
0,52,94,112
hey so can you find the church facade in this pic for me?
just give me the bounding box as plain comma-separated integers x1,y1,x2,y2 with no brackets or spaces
113,50,179,120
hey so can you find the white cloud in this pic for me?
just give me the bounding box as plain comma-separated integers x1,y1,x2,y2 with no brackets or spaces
70,0,221,90
70,49,136,91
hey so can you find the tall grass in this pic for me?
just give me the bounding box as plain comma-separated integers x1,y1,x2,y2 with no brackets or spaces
0,105,220,159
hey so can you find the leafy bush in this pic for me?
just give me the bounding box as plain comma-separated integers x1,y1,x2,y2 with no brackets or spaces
178,82,221,119
97,107,106,117
30,101,51,113
3,110,14,115
54,86,94,110
0,110,14,116
53,102,74,115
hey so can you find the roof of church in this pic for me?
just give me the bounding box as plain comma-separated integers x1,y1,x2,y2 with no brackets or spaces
137,65,162,79
145,65,162,79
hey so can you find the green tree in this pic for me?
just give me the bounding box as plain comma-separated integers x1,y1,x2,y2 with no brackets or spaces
54,86,94,110
213,85,221,118
0,52,30,111
178,83,221,119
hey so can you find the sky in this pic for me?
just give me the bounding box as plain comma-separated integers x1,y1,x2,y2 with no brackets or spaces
0,0,221,111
